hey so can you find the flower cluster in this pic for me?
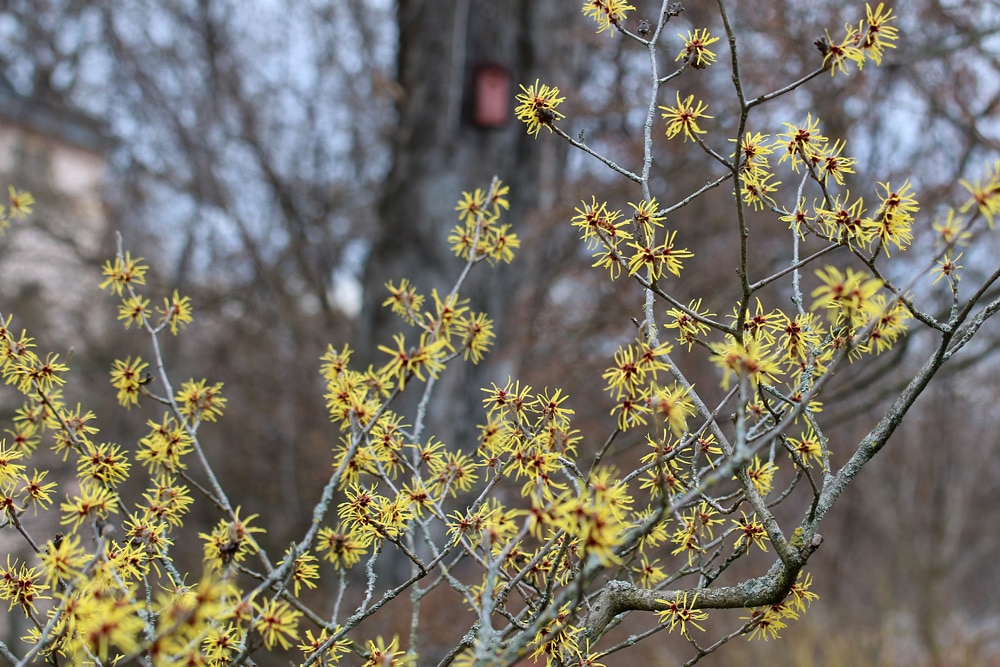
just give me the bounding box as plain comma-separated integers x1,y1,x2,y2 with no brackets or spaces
506,6,978,655
571,196,694,282
448,178,519,265
772,120,918,253
2,202,325,663
819,2,898,76
742,572,819,640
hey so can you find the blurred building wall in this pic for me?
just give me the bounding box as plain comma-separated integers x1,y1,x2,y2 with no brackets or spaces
0,73,109,343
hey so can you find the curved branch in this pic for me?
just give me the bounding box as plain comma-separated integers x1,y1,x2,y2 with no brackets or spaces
584,535,822,637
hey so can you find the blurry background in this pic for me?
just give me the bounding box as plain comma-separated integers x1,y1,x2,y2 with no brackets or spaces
1,1,999,664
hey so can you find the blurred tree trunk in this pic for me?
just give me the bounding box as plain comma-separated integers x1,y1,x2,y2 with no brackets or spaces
359,0,582,442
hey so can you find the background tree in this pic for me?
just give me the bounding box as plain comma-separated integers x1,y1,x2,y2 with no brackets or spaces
358,0,588,447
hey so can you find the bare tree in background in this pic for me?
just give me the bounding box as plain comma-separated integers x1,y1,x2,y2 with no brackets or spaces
2,0,400,544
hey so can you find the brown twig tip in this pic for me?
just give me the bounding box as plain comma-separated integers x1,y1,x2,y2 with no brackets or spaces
537,107,557,125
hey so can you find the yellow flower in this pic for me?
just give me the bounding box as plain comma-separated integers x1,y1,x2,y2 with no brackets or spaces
253,597,302,650
75,586,147,661
811,265,883,326
300,627,351,662
603,344,644,399
60,483,119,530
776,311,824,364
21,469,57,511
136,414,194,474
487,179,511,214
458,311,495,364
788,427,824,467
932,253,962,286
0,558,49,615
665,299,714,350
633,556,667,587
454,187,488,224
7,186,34,219
648,383,695,437
320,343,353,380
742,605,787,641
676,28,720,68
610,389,651,430
549,481,628,566
733,131,775,172
865,294,911,355
0,441,26,487
8,352,69,395
660,92,712,142
514,79,565,137
377,332,448,389
932,209,971,249
485,222,520,264
99,251,148,296
533,387,575,424
863,180,917,254
733,512,769,552
143,474,194,527
382,278,424,324
482,378,533,417
77,441,131,489
450,183,518,265
203,624,245,665
200,507,264,570
776,114,828,170
572,197,629,245
316,525,371,569
156,290,194,334
710,336,782,389
816,139,856,186
363,635,414,667
639,455,689,498
121,513,172,563
175,378,227,423
788,571,819,611
741,171,782,211
730,298,783,344
625,229,694,280
40,533,90,585
656,591,708,636
423,289,470,342
109,356,149,408
279,548,320,597
581,0,635,35
743,455,779,496
860,2,899,65
959,160,1000,228
821,25,865,76
428,450,479,497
